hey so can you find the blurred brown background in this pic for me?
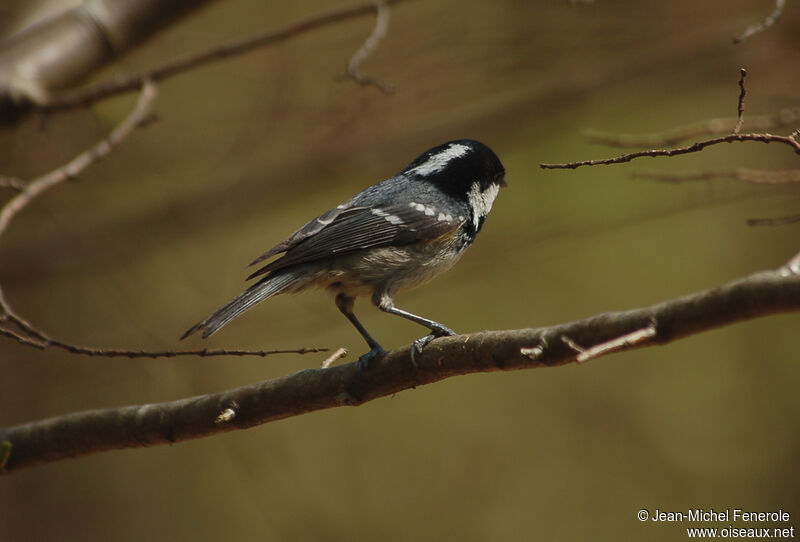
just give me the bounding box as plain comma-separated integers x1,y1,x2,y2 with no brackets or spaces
1,1,799,540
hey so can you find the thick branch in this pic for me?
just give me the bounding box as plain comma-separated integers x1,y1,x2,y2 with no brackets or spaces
0,0,215,107
2,267,799,474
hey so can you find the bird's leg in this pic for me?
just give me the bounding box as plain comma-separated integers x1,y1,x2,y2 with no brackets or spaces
372,292,456,365
335,294,385,371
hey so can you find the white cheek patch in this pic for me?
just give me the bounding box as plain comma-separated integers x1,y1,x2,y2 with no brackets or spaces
467,182,500,226
410,143,471,176
371,208,404,225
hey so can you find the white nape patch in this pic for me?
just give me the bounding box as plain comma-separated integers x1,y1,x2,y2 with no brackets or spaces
467,182,501,226
410,143,471,176
371,207,404,225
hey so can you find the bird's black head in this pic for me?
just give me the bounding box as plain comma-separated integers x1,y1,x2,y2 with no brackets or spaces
404,139,506,197
402,140,506,232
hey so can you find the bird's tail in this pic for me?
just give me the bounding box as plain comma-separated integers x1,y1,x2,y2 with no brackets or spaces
181,272,300,340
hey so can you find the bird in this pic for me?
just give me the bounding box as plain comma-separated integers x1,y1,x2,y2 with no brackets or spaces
181,139,506,370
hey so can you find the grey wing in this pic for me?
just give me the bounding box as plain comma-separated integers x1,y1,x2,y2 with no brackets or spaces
247,202,464,279
248,200,358,268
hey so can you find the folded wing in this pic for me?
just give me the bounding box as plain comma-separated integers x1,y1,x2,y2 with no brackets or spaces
247,201,464,279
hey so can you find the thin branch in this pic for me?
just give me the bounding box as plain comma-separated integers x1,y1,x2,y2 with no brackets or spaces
0,82,159,347
1,267,798,473
342,0,395,94
0,325,324,358
746,213,800,227
0,176,26,190
559,335,584,356
733,68,747,135
0,327,48,349
39,0,410,112
0,83,159,352
540,132,800,170
574,324,657,363
734,0,785,44
631,168,800,185
0,82,158,237
0,82,323,359
583,106,800,148
322,347,349,368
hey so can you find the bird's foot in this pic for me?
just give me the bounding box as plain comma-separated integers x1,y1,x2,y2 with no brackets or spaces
410,326,456,365
357,345,386,372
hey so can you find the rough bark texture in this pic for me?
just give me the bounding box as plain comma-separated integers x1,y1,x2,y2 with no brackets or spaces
2,268,798,474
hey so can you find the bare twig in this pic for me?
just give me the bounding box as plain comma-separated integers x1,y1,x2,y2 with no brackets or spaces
788,251,800,274
0,82,158,236
734,0,786,44
733,69,747,135
559,335,584,356
540,132,800,170
321,347,349,368
0,82,324,359
631,168,800,185
583,106,800,148
574,324,657,363
0,176,26,190
746,213,800,227
215,402,239,425
342,0,395,94
0,325,324,357
0,83,159,352
39,0,409,112
1,267,798,473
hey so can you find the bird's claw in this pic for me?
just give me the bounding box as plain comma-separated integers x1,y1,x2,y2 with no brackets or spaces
410,327,456,366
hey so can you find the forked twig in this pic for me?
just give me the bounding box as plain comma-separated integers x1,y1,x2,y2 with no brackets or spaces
343,0,395,93
0,82,324,359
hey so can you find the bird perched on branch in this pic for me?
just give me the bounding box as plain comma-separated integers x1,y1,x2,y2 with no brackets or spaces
182,139,506,369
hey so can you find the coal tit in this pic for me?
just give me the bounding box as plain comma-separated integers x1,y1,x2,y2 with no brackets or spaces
181,139,506,369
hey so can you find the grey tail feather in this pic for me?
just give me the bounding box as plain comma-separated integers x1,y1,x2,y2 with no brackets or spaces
180,273,298,340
